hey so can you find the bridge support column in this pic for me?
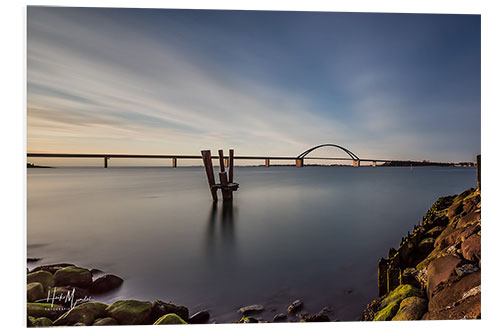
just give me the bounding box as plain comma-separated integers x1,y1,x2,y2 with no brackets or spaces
172,157,177,168
353,160,360,167
296,158,304,167
104,157,108,168
265,159,270,168
372,161,376,167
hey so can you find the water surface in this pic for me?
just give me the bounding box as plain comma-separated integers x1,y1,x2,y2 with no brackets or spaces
27,166,476,322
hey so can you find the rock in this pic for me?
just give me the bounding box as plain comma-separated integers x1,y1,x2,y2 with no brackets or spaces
373,303,399,321
31,263,75,275
422,293,480,320
391,297,427,320
90,268,103,275
457,211,481,229
52,302,108,326
27,257,42,263
426,255,462,297
27,282,45,302
27,302,66,320
462,234,481,262
380,284,423,309
27,315,36,327
425,226,445,238
151,300,189,321
49,285,90,304
273,313,288,322
153,313,187,325
54,266,92,288
238,304,264,316
428,271,480,313
287,299,303,313
90,274,123,294
27,270,55,290
300,313,330,322
33,317,53,327
93,317,119,326
455,264,479,277
106,300,152,325
461,194,480,215
188,310,210,324
74,322,86,326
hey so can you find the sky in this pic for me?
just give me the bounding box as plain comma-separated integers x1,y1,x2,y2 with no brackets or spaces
27,7,481,166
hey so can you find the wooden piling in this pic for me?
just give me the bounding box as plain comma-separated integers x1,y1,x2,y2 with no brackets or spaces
228,149,234,183
218,150,225,172
219,171,232,201
201,150,218,201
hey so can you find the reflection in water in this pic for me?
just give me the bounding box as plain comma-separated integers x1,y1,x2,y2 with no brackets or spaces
205,201,236,255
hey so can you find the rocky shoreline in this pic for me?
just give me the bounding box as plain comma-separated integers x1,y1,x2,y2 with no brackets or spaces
26,262,334,326
362,186,481,321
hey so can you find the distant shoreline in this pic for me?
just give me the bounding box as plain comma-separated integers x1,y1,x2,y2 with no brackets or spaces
27,163,52,168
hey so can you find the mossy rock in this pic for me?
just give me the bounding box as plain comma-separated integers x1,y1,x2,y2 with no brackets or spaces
52,302,108,326
392,296,427,321
106,300,152,325
236,316,258,323
373,303,399,321
27,270,55,290
153,313,188,325
54,266,92,288
27,282,45,302
33,317,53,327
380,284,423,309
151,300,189,321
93,317,119,326
27,315,36,327
27,302,66,320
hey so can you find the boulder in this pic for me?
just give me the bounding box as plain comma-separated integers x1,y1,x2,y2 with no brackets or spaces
300,313,330,322
373,303,399,321
54,266,92,288
426,255,462,298
151,300,189,321
425,226,445,238
33,317,53,327
49,285,90,303
188,310,210,324
273,313,288,322
52,302,108,326
461,195,480,215
106,300,152,325
391,297,427,320
90,274,123,294
238,304,264,316
428,271,481,313
27,270,55,290
93,317,119,326
27,302,66,320
457,211,481,229
31,263,75,275
27,282,45,302
153,313,187,325
287,299,304,313
380,284,423,309
462,234,481,262
422,294,480,320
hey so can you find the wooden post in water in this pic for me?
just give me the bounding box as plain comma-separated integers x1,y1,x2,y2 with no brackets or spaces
218,149,225,173
477,154,481,190
201,150,218,201
219,171,232,201
228,149,234,183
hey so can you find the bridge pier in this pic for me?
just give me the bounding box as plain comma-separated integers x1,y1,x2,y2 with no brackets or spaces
172,157,177,168
295,158,304,167
353,160,360,167
372,161,376,167
104,157,109,168
265,159,270,167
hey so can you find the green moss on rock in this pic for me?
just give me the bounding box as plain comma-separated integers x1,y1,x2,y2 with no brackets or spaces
105,300,152,325
27,270,55,290
392,296,427,321
373,303,399,321
27,302,66,320
33,317,53,327
153,313,188,325
27,282,45,302
380,284,423,309
54,266,92,288
52,302,108,326
93,317,119,326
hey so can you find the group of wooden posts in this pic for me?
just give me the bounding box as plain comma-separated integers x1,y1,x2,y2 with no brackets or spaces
201,149,239,202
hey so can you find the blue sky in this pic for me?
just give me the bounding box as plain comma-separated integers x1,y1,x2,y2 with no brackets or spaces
27,7,480,164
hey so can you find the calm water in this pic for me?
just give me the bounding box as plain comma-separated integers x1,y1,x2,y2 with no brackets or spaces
27,166,476,322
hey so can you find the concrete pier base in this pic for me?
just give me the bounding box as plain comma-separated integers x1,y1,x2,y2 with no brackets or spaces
353,160,360,167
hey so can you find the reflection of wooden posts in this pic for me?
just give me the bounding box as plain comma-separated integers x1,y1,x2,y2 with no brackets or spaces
265,159,270,168
228,149,234,183
172,157,177,168
201,149,239,202
477,154,481,190
104,157,109,168
201,150,218,201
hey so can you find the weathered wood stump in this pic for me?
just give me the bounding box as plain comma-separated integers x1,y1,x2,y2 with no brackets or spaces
201,149,239,201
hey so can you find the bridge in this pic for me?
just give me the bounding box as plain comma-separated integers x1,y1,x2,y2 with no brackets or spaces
27,144,475,168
